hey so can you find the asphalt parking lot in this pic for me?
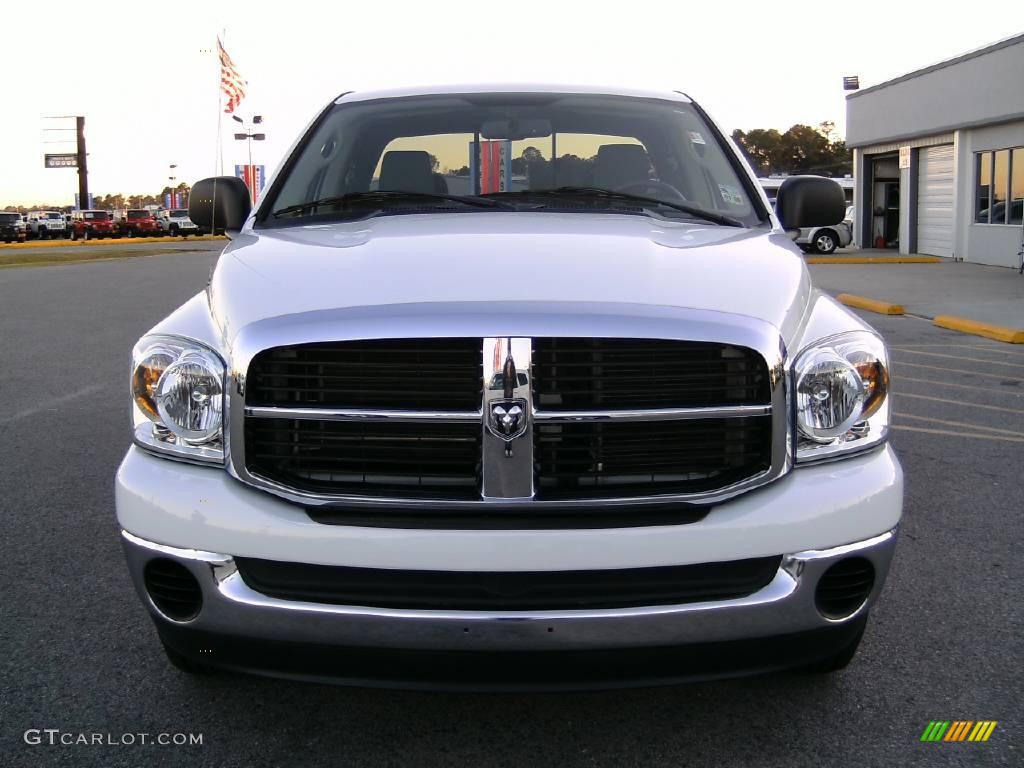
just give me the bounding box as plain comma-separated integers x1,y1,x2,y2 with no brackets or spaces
0,245,1020,767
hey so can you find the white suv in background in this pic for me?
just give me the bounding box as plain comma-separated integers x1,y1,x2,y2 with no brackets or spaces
157,209,200,237
794,217,853,254
26,211,66,239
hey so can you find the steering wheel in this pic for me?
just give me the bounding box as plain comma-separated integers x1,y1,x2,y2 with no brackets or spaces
614,179,687,202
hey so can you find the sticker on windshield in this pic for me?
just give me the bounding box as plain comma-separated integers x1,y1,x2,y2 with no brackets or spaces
688,131,706,145
718,184,745,207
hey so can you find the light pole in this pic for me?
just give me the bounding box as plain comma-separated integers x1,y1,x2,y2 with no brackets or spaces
232,115,265,204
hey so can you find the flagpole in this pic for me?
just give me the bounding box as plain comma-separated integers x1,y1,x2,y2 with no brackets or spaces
212,31,225,236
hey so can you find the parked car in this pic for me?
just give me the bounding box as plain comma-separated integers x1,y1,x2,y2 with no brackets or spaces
71,210,117,240
118,209,163,238
118,84,901,688
0,211,27,242
156,208,199,236
795,219,852,254
26,210,68,239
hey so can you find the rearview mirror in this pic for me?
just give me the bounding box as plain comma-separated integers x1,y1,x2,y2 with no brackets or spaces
189,176,251,236
775,176,846,231
480,118,552,141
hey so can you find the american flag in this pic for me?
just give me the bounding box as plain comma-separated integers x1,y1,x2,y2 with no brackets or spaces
218,37,246,114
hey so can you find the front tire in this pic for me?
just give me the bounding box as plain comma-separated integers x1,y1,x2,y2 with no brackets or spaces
812,229,839,255
169,224,179,237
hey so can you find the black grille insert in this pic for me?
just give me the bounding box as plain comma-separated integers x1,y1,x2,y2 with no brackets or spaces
245,418,482,499
247,338,483,410
815,558,875,619
532,338,770,411
144,559,202,621
535,417,772,499
235,556,782,610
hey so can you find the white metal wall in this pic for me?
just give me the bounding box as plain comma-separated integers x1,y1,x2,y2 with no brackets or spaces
917,145,955,257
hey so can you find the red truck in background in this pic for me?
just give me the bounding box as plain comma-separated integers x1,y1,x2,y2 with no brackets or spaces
71,210,117,240
116,209,163,238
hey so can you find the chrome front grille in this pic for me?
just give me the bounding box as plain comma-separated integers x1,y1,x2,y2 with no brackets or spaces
236,328,786,512
244,418,482,499
534,417,773,500
532,338,770,409
247,338,482,410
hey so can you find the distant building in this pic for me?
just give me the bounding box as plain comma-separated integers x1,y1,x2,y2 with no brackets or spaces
846,34,1024,265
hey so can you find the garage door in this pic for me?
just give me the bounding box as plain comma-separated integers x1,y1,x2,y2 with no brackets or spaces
917,145,954,257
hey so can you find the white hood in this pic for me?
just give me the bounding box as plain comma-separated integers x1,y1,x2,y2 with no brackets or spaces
209,212,812,343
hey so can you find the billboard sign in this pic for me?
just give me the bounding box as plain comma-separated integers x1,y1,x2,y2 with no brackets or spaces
45,153,78,168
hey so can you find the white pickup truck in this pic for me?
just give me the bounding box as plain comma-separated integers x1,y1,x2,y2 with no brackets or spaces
117,84,902,689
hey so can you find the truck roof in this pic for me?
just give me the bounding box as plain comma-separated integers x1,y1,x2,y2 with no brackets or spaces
335,83,693,105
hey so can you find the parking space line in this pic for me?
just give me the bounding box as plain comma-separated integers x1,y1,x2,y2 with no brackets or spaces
895,412,1024,436
0,384,106,424
893,425,1024,442
897,392,1024,415
892,344,1024,357
898,376,1024,397
895,361,1024,382
893,349,1024,370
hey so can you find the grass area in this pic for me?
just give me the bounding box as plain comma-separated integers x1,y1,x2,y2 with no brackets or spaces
0,246,211,269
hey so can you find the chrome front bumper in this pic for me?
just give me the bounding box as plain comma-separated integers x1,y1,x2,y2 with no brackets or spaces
122,527,897,654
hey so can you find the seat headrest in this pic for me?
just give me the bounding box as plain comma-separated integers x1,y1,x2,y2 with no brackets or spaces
378,151,436,194
592,144,652,189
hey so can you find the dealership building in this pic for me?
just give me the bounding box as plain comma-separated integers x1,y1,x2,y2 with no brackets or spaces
846,33,1024,267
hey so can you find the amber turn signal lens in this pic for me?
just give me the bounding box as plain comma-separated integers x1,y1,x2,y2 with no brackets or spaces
132,350,175,421
853,357,889,420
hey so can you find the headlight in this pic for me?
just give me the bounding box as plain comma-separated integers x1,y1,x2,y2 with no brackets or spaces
131,335,226,464
793,331,890,463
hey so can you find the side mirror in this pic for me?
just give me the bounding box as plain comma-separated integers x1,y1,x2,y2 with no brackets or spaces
775,176,846,231
189,176,251,236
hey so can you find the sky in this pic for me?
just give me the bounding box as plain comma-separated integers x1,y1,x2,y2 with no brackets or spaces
1,0,1020,206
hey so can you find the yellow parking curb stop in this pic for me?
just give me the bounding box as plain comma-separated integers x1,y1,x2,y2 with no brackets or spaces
933,315,1024,344
837,294,905,315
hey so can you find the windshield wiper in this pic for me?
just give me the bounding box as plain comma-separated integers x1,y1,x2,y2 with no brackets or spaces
272,190,512,218
490,187,744,227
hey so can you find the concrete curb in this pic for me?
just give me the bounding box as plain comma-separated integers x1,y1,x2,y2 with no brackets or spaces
836,294,905,315
0,235,226,250
933,315,1024,344
807,256,942,264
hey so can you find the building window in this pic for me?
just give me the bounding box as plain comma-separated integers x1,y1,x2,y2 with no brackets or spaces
975,146,1024,225
1012,148,1023,226
975,153,991,223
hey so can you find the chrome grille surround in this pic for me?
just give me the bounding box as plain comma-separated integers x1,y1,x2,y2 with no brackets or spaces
226,302,790,510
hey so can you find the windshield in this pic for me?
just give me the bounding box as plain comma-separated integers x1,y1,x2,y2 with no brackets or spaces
263,93,762,227
169,210,189,218
0,213,19,223
127,210,151,219
84,211,110,220
42,212,62,219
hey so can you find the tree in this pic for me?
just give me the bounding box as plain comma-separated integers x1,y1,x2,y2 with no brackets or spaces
732,122,852,177
732,128,783,175
95,193,126,210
